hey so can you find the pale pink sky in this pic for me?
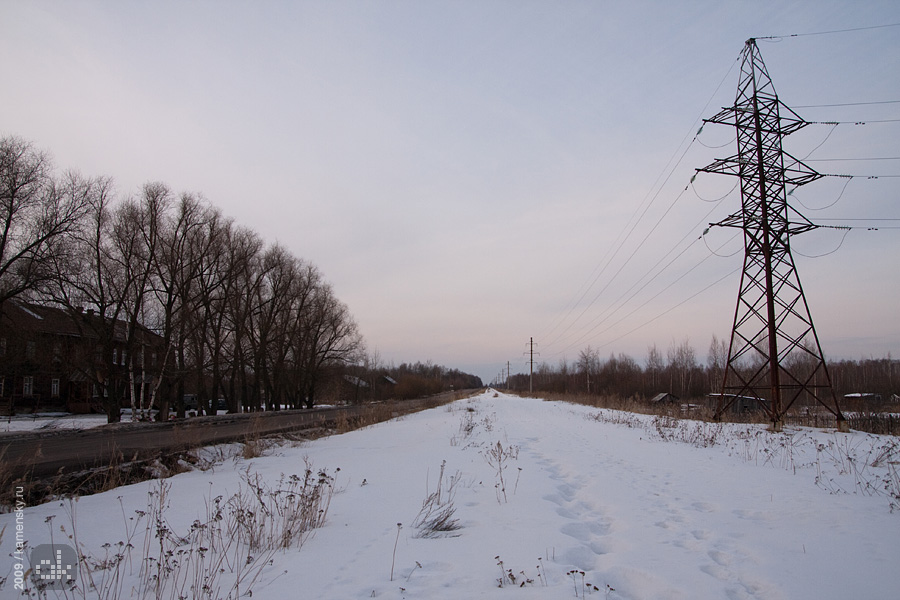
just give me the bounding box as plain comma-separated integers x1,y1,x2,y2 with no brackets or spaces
2,1,898,383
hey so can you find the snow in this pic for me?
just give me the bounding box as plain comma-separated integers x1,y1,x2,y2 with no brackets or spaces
0,410,230,434
2,390,898,599
0,413,109,434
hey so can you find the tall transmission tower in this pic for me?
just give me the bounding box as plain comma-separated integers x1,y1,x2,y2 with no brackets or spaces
697,38,847,432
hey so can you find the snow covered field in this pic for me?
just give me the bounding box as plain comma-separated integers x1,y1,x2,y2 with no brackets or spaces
3,390,898,599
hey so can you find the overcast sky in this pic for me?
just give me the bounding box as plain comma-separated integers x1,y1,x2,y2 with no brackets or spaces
2,1,898,384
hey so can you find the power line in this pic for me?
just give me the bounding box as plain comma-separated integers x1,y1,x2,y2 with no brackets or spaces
793,228,853,258
690,178,738,203
553,229,739,359
825,173,900,178
757,22,900,40
801,123,840,160
590,266,739,354
536,51,742,348
816,119,900,124
806,157,900,162
788,176,853,212
557,191,735,354
537,138,697,348
814,218,900,230
547,184,693,349
553,236,704,356
796,100,900,108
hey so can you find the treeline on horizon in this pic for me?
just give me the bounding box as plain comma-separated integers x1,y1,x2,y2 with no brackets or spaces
0,135,481,421
508,337,898,405
346,360,483,403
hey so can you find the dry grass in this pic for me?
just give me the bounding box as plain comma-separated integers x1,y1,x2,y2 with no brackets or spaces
240,414,267,459
0,448,197,512
528,390,900,435
412,460,462,538
22,462,336,598
524,391,713,418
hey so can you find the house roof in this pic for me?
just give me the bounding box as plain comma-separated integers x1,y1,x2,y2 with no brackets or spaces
0,299,158,342
343,374,369,388
650,392,679,403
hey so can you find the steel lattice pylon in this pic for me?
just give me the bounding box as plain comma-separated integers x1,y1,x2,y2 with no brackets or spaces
697,39,846,431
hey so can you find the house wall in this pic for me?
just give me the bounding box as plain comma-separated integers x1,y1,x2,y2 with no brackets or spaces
0,303,163,415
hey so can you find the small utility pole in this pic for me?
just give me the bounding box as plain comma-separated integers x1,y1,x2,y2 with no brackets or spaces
507,361,510,390
529,337,535,394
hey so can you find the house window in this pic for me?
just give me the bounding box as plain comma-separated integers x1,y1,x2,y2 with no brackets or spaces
121,350,126,366
51,378,60,398
23,376,34,397
112,349,117,364
26,341,36,359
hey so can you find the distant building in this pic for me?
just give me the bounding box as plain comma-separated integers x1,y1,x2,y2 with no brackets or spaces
843,392,883,404
650,392,680,404
0,300,163,414
707,393,770,413
343,375,369,388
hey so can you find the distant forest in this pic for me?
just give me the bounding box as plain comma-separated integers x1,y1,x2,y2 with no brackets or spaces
345,360,483,404
0,135,480,421
508,338,898,406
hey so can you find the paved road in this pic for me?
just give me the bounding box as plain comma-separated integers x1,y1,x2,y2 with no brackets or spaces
1,393,463,480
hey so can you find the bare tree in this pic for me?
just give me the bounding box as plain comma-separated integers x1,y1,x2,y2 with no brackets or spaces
0,137,91,306
601,352,640,397
667,338,697,398
150,193,210,419
186,207,234,416
299,284,363,408
49,176,131,422
115,183,169,420
645,344,664,392
275,258,322,409
3,136,373,419
223,225,264,411
576,345,600,393
707,334,729,394
247,244,299,411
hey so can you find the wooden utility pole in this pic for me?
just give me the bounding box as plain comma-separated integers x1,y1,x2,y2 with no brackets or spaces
528,337,535,394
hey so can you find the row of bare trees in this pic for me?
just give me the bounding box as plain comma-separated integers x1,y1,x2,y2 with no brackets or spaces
1,136,363,421
510,339,711,400
509,336,898,404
